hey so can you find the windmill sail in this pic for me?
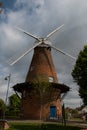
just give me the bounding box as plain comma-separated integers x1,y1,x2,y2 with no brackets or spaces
45,24,64,40
47,44,76,60
9,42,42,66
9,24,76,66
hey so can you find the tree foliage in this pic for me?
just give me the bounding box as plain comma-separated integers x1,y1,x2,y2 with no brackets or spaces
9,94,21,107
6,94,21,117
30,74,57,120
72,45,87,105
0,1,3,13
31,74,57,106
0,98,5,119
0,2,2,6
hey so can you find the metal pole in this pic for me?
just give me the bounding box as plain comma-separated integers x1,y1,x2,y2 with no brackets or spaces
3,74,11,120
5,74,11,105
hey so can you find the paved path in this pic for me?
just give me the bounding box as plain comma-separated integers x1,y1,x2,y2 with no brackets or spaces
81,128,87,129
66,121,87,129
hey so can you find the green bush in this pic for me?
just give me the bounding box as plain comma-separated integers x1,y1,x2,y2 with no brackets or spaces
8,122,81,130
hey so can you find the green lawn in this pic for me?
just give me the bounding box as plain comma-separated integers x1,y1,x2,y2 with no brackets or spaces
8,122,81,130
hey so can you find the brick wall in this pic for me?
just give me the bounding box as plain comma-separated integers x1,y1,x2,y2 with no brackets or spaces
26,46,58,83
21,87,62,120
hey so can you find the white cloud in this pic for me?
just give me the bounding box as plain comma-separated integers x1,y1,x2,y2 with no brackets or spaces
64,98,82,108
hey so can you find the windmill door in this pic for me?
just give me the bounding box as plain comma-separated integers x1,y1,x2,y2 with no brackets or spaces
50,106,56,119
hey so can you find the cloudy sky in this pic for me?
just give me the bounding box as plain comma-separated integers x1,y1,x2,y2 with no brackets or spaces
0,0,87,108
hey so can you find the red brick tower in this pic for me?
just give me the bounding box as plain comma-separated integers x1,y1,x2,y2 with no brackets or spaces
13,45,69,120
26,46,58,83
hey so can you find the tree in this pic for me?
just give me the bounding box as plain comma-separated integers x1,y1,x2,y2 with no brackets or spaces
0,1,3,13
0,98,6,119
7,94,21,117
30,74,56,120
72,45,87,105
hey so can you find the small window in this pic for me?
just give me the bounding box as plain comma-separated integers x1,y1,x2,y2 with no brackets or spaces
49,77,54,82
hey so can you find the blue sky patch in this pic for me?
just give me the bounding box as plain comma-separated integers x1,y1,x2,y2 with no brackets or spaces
1,0,16,9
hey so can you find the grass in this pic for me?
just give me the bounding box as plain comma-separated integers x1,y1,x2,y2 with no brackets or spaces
8,122,81,130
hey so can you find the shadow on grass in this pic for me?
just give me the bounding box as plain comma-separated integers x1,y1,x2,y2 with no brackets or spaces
9,123,81,130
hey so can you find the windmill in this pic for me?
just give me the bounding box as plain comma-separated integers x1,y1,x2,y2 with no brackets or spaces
11,25,75,120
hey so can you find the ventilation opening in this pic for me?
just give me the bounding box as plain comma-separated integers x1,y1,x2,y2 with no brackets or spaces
49,77,54,82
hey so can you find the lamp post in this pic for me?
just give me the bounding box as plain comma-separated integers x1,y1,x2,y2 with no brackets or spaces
3,74,11,119
5,74,11,105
